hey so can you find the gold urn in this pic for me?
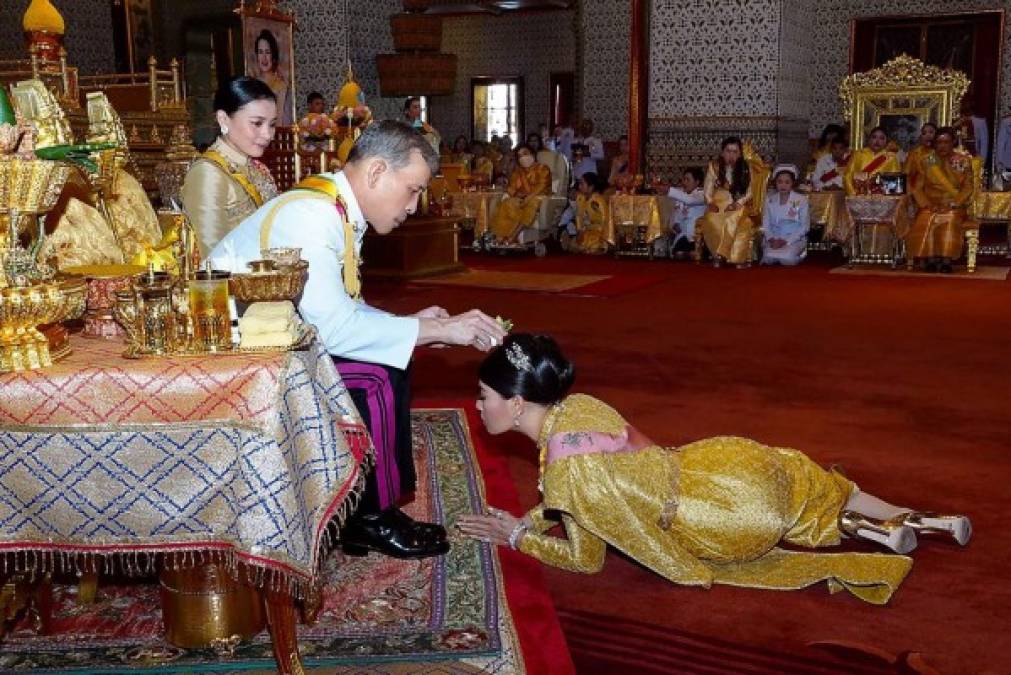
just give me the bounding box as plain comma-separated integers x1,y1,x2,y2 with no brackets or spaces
0,276,86,372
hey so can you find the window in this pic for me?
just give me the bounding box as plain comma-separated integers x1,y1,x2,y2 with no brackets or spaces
472,77,524,145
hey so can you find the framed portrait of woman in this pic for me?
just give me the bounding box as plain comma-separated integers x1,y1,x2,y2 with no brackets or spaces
239,1,296,126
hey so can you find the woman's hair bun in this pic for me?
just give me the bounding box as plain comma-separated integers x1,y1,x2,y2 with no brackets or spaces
479,333,575,405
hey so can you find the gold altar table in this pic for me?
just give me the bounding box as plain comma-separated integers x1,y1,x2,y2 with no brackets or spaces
606,194,673,257
451,190,505,236
844,195,914,267
971,191,1011,258
0,336,371,674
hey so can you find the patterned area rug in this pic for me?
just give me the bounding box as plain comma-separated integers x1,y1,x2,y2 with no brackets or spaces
0,410,524,674
829,264,1010,281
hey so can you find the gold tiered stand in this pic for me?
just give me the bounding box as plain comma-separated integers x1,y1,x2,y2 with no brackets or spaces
0,158,86,373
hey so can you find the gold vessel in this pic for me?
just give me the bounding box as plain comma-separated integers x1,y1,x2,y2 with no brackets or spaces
229,260,309,303
0,153,83,373
159,563,266,649
0,276,86,372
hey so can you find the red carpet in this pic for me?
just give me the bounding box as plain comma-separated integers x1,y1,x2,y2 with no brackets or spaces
384,250,1010,675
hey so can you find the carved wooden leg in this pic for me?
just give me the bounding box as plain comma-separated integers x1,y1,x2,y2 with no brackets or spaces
264,589,303,675
966,229,979,273
77,571,99,605
298,581,323,626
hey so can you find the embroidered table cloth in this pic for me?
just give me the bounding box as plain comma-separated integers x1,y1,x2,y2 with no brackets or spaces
0,337,370,594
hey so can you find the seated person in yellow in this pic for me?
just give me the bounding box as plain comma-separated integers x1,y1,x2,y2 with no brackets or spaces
903,122,936,192
488,144,552,243
181,77,279,257
844,126,900,195
459,334,971,606
469,141,495,184
696,136,754,268
561,172,608,255
905,126,976,274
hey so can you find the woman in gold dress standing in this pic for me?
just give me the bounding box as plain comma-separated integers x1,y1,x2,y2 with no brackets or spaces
181,77,279,257
458,334,971,605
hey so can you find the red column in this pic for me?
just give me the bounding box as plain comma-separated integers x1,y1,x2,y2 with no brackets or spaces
628,0,649,174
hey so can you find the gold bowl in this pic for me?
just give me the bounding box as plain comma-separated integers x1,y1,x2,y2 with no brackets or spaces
229,260,308,303
0,276,87,372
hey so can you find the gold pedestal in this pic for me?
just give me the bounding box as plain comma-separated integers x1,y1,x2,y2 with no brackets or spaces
159,563,266,649
0,278,86,373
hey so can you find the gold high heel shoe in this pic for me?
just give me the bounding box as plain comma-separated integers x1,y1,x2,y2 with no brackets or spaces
838,511,917,554
900,512,972,546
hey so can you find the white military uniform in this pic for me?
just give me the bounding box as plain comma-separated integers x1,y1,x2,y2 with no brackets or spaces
996,115,1011,171
811,154,845,191
209,172,419,369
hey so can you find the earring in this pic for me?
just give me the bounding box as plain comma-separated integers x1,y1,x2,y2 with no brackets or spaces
513,414,521,428
221,126,229,135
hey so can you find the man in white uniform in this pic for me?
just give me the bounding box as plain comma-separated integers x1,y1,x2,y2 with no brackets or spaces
211,121,506,558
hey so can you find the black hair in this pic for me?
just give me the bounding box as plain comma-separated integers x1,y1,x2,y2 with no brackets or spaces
818,124,845,148
307,92,324,104
716,136,750,199
935,126,957,141
346,119,440,175
254,29,279,71
830,137,849,148
527,132,543,150
683,166,705,183
921,122,938,134
579,171,604,193
479,334,575,406
404,96,420,113
515,142,535,156
868,126,888,140
213,76,276,116
453,134,469,151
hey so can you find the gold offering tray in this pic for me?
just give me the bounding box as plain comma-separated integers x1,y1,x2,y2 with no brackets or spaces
123,324,314,359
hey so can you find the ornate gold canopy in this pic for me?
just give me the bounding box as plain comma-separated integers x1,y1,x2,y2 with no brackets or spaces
839,55,971,151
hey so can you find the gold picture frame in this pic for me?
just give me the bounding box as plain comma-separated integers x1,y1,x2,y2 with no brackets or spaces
237,0,297,127
840,55,970,151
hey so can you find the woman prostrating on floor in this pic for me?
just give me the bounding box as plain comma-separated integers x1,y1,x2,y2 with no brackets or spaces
457,334,971,605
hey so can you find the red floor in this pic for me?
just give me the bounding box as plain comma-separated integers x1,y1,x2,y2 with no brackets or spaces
369,251,1011,674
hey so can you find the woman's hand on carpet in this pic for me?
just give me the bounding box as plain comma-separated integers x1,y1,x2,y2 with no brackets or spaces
457,507,522,546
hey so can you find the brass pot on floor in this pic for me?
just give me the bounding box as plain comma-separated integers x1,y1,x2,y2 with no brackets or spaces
159,562,265,648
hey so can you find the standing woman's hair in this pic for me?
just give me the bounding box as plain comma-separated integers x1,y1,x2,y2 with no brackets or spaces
479,334,575,406
255,30,280,72
213,76,276,116
716,136,751,199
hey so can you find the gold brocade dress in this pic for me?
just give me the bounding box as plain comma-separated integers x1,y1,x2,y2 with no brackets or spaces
519,394,912,605
906,151,976,260
904,145,931,192
697,161,755,264
567,193,609,254
180,138,279,257
489,163,552,240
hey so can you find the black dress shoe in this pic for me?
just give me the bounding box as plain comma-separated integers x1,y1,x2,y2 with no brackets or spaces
388,507,447,542
341,511,450,559
940,262,953,274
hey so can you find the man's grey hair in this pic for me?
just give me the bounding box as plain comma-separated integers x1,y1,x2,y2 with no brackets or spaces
346,120,440,175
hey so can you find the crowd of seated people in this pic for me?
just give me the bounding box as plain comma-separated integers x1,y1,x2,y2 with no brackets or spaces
432,114,980,268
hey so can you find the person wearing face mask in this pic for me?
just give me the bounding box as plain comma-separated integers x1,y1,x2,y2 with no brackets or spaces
181,77,280,257
210,121,507,559
488,144,552,244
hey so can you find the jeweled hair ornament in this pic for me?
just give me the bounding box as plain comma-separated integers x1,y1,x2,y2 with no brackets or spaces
506,343,533,373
